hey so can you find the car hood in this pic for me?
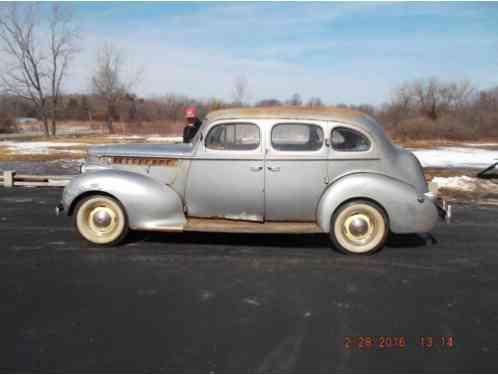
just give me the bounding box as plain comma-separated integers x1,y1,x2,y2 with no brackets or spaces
88,143,194,158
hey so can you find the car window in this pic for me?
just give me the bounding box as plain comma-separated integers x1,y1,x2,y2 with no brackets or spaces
331,127,371,152
205,123,260,151
271,123,324,151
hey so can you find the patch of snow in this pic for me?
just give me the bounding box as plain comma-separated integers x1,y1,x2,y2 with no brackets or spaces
412,147,498,168
431,175,498,193
461,142,498,147
145,136,182,143
108,135,145,140
0,141,86,155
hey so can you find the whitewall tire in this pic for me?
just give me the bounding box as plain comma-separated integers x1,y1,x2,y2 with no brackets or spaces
74,195,129,246
330,200,389,255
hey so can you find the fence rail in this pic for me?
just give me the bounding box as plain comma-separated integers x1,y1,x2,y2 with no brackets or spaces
0,171,75,187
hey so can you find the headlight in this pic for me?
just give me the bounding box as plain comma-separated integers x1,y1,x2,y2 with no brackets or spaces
97,156,113,164
79,163,110,173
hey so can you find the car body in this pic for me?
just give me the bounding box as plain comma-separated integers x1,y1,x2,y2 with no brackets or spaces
57,107,449,254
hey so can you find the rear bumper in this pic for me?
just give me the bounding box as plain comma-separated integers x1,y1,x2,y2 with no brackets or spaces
425,192,451,223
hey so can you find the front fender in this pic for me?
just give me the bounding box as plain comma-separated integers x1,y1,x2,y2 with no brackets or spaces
317,173,438,234
61,170,186,231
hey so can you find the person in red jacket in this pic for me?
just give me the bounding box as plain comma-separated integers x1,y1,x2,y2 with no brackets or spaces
183,106,202,143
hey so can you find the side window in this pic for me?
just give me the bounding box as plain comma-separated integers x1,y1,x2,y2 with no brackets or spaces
331,127,371,152
205,123,260,151
271,123,324,151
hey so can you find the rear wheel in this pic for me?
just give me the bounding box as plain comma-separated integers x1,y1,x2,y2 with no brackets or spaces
330,200,388,255
74,195,129,246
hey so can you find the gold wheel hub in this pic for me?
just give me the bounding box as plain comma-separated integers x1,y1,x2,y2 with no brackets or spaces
343,213,375,244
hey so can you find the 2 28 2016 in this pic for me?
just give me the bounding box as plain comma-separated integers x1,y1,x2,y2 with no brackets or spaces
344,336,455,350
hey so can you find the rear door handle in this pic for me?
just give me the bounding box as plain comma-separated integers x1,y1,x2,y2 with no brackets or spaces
267,166,280,172
249,166,263,172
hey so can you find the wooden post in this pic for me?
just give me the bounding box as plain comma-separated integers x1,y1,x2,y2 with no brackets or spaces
4,171,15,188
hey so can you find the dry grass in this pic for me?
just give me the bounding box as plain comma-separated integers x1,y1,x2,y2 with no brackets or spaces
0,148,85,162
14,120,184,136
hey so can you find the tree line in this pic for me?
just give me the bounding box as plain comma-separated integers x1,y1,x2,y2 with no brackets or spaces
1,3,497,140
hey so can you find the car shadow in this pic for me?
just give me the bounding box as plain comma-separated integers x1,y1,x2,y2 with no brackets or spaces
387,232,437,248
128,230,433,250
130,231,331,249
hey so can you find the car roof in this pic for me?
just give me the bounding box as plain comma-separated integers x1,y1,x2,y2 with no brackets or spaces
206,106,370,124
205,106,392,149
205,106,386,135
203,106,396,158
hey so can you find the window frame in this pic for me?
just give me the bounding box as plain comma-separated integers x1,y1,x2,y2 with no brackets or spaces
330,126,372,153
270,122,325,153
204,122,261,152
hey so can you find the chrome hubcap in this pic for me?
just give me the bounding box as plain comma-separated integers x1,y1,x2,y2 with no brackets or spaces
92,209,112,228
343,213,374,244
88,206,117,234
349,217,369,236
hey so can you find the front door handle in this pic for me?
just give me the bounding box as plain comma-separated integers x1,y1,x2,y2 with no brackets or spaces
249,166,263,172
267,166,280,172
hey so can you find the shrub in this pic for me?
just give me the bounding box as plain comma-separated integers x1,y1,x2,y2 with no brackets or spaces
0,113,16,133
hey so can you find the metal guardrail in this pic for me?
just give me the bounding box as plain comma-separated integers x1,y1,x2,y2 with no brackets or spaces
0,171,75,187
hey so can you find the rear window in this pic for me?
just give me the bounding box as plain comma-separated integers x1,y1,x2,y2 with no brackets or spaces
271,123,324,151
331,127,371,152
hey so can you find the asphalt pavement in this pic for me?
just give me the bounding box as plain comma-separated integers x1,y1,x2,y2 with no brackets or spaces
0,188,497,373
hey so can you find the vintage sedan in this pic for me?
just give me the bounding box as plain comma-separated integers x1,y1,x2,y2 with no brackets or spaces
56,107,449,254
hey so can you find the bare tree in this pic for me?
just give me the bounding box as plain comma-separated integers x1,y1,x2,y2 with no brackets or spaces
392,78,476,121
0,4,49,135
48,4,79,136
439,80,475,111
232,75,248,105
91,43,141,133
306,97,323,108
0,3,79,136
287,93,302,106
256,98,282,107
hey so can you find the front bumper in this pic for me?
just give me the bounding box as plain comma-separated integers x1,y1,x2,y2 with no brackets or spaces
55,203,64,216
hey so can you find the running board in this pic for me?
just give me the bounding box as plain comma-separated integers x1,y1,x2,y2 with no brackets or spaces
184,218,323,234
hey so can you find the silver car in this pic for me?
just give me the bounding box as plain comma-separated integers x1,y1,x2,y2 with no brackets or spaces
56,107,449,254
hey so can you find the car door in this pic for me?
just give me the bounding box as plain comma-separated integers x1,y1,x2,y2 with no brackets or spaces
265,121,329,221
185,121,265,222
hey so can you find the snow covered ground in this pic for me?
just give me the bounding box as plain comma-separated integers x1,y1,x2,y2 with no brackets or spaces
145,136,183,143
0,141,87,155
0,136,182,156
412,146,498,169
107,135,182,143
431,175,496,192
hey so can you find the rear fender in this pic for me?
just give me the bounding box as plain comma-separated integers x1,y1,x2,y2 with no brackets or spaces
62,170,186,230
317,173,437,234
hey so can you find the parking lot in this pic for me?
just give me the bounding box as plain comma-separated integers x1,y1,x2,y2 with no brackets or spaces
1,187,497,372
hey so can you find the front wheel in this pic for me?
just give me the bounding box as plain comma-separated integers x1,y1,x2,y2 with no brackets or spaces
73,195,129,246
330,200,389,255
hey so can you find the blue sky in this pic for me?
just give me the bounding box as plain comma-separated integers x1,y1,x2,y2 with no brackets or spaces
62,2,498,105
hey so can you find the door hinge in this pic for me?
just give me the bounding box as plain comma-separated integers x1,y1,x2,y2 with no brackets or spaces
324,176,332,185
